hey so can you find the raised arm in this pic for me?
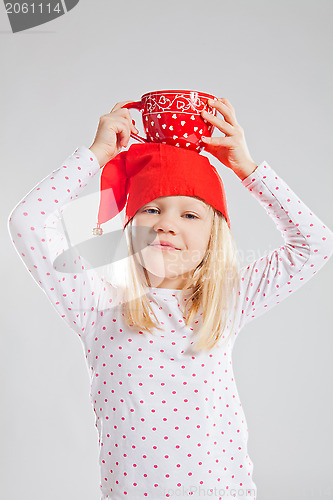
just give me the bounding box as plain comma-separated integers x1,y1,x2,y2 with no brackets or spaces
234,160,333,335
199,96,333,343
7,101,139,339
7,146,114,339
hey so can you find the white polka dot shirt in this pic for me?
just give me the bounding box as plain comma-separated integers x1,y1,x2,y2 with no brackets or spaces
8,146,333,499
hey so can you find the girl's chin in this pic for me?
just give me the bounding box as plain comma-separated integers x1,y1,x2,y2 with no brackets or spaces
141,263,183,279
144,268,180,278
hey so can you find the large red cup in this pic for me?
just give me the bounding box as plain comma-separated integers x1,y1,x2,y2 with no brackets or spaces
122,89,218,153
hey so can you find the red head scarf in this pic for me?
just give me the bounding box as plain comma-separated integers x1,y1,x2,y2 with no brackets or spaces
93,142,230,234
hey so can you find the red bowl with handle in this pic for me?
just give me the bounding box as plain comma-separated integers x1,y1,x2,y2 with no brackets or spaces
122,89,217,152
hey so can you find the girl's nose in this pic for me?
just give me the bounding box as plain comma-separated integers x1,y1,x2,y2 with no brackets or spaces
153,215,177,233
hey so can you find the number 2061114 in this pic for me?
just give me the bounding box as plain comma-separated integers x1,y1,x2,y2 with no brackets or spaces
5,3,62,14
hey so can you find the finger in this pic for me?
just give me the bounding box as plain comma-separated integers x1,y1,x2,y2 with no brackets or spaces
206,98,237,127
110,100,136,113
201,110,233,136
118,121,132,147
117,108,139,133
130,123,140,135
110,118,131,148
117,128,130,148
122,118,140,144
219,97,235,113
200,141,226,158
201,136,230,147
106,110,138,136
207,98,236,126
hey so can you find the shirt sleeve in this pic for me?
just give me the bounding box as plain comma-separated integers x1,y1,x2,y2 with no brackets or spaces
7,145,117,340
234,160,333,336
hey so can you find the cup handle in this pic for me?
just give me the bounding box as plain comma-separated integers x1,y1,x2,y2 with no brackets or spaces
121,101,148,143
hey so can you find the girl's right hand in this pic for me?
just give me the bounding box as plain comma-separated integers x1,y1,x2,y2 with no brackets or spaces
89,101,139,168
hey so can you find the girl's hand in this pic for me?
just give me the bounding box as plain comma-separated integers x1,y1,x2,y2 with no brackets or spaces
200,97,258,180
89,101,140,168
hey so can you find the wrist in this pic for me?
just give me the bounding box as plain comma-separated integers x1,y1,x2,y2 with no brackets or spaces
89,144,108,168
235,161,258,181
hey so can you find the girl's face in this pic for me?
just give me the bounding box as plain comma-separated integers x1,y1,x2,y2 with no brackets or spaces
131,195,214,289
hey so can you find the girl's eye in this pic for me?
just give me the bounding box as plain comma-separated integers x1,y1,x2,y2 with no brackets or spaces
143,209,158,214
142,209,198,219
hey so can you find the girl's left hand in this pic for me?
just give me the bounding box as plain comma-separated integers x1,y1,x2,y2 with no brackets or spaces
200,97,257,179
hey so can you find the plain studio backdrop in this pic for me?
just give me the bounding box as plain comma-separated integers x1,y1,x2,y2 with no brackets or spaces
1,0,332,499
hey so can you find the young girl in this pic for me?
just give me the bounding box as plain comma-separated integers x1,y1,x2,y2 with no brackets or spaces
8,97,333,500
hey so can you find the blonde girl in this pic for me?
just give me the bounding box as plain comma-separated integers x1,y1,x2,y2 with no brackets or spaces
8,97,333,500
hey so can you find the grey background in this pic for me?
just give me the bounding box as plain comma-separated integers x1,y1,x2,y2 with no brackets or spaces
1,0,332,499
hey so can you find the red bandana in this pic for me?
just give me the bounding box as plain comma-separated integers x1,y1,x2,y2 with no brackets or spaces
94,142,230,234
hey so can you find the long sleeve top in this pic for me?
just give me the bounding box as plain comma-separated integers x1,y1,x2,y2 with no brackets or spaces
7,145,333,500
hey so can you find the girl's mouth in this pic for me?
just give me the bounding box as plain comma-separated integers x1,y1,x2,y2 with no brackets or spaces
150,244,179,251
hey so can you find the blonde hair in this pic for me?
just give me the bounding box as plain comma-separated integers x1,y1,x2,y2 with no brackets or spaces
113,206,241,352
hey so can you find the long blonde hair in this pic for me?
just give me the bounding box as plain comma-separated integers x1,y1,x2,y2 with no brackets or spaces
111,206,241,352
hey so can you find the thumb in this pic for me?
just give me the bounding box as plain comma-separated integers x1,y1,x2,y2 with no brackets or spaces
201,137,217,153
201,136,217,151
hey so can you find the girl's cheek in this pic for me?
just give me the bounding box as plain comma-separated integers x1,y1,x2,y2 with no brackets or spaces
191,249,202,260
